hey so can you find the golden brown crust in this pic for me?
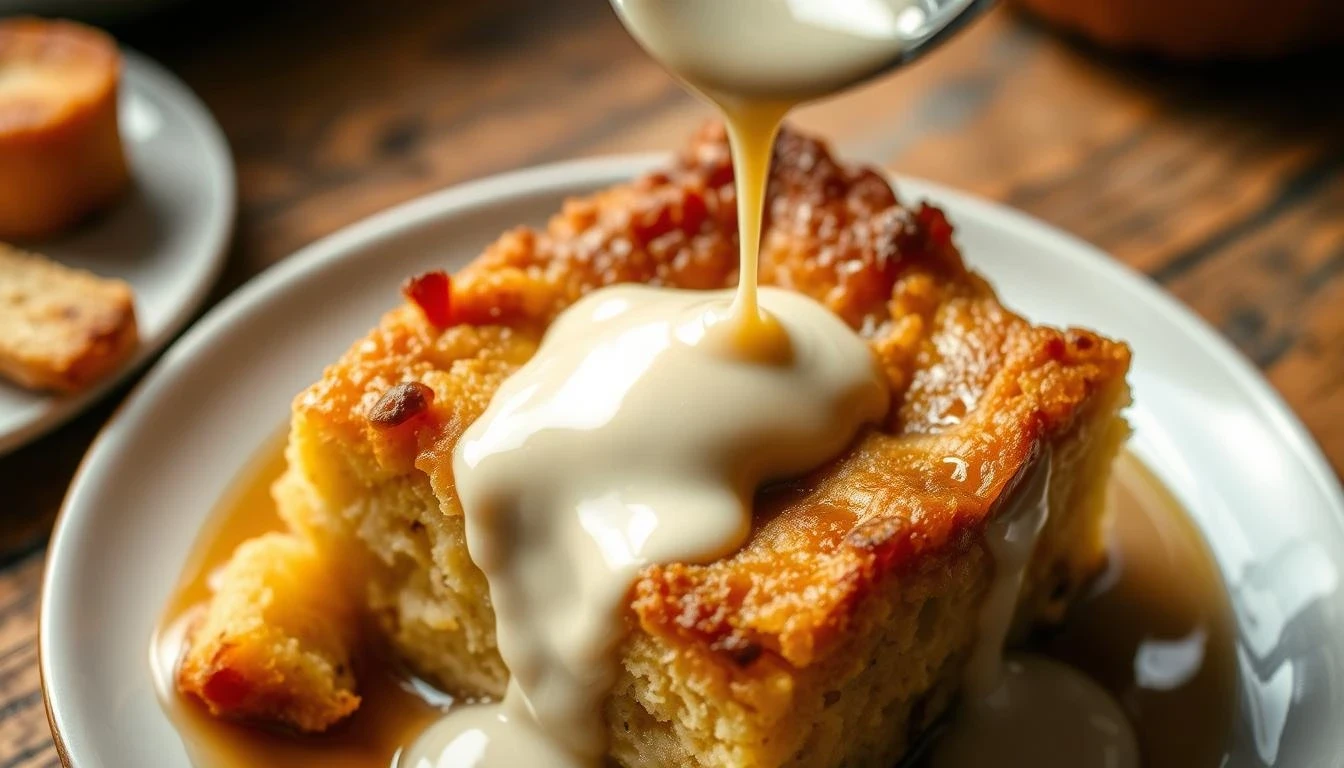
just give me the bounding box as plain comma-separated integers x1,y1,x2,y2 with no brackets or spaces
0,18,129,240
295,122,1130,671
633,324,1126,668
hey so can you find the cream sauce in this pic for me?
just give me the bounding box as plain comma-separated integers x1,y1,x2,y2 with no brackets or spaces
403,286,888,766
961,454,1056,700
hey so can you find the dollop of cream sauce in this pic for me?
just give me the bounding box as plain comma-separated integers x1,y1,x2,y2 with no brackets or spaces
402,287,888,767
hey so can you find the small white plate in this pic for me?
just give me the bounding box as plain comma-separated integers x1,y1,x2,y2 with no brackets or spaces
0,49,234,456
40,157,1344,767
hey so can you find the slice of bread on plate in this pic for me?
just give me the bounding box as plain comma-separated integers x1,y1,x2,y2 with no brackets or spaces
0,244,138,392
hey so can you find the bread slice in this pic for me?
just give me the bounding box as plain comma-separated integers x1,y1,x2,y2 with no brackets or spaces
0,244,138,392
179,123,1131,765
0,18,130,241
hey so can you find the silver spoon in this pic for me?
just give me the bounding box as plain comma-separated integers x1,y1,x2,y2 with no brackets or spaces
610,0,997,101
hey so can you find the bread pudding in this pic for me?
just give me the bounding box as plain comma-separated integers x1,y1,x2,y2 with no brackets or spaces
178,123,1131,767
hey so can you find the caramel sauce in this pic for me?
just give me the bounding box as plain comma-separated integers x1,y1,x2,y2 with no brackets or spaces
153,443,1235,768
1039,452,1237,768
150,438,445,768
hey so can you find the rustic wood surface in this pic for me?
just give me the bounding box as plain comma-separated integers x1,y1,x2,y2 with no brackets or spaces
1,0,1341,763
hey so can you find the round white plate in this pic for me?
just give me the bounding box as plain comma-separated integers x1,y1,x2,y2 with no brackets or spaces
0,49,234,456
40,157,1344,767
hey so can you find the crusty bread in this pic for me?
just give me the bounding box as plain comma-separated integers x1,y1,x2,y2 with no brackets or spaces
179,124,1131,766
0,244,138,392
0,18,130,241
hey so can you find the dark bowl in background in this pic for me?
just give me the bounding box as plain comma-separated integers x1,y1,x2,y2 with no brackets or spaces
1014,0,1344,58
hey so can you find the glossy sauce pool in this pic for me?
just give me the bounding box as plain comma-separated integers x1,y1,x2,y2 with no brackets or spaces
152,445,1236,768
149,439,446,768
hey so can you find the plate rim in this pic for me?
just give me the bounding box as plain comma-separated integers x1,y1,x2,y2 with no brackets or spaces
38,152,1344,766
0,47,236,456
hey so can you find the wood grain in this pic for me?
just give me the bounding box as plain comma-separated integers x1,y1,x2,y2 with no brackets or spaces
1,0,1340,763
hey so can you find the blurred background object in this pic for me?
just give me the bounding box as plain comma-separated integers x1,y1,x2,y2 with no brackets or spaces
1014,0,1344,58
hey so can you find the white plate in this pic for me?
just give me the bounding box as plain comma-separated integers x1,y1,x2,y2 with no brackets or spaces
0,49,234,456
40,156,1344,767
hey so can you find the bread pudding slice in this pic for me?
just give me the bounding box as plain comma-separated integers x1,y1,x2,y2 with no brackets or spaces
178,123,1131,766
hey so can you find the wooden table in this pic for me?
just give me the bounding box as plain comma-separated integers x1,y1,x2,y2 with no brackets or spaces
2,0,1340,763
